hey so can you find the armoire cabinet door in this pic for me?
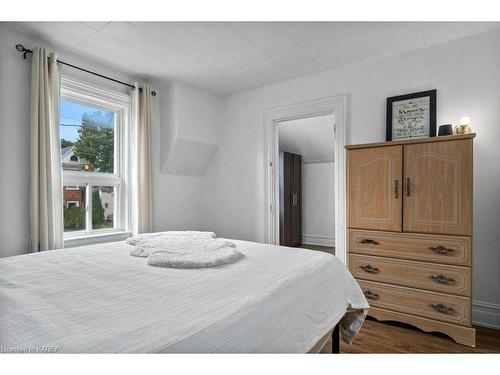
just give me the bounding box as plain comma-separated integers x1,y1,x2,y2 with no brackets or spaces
280,152,302,247
403,139,472,236
348,145,402,231
291,153,302,245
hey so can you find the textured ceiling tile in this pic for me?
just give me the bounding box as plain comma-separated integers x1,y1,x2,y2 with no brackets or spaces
257,33,301,58
210,55,249,74
81,22,110,31
185,42,227,63
278,22,329,45
131,22,204,50
421,22,470,46
4,21,500,97
186,22,254,54
375,22,425,56
274,50,318,77
469,22,500,33
179,65,224,83
37,22,97,46
162,51,202,71
100,22,177,57
300,41,358,69
99,22,145,45
230,22,284,43
230,46,273,68
249,60,292,86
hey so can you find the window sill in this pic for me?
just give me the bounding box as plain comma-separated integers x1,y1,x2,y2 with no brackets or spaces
64,230,132,248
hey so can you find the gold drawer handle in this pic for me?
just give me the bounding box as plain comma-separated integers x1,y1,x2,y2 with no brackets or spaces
364,290,379,300
429,303,454,314
360,239,380,245
429,274,454,285
429,245,454,255
360,264,380,274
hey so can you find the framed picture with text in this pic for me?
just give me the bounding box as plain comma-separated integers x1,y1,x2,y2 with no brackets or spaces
386,89,436,141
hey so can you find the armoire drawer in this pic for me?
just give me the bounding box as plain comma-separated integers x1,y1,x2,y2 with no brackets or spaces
358,280,471,326
350,254,471,296
349,229,471,266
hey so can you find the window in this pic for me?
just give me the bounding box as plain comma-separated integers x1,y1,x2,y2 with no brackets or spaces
60,78,131,240
63,185,86,232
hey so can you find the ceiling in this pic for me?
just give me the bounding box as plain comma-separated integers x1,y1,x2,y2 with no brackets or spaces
279,114,335,163
2,22,499,96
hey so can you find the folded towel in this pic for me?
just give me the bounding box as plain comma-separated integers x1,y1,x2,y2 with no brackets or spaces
127,231,216,246
130,238,235,258
130,247,153,258
147,248,244,269
128,233,242,268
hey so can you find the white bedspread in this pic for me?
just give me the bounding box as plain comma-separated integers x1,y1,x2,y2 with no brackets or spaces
0,239,368,353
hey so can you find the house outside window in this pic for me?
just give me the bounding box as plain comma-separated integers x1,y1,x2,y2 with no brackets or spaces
60,77,131,241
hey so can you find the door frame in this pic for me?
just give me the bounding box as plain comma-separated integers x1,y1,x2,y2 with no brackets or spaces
263,95,348,264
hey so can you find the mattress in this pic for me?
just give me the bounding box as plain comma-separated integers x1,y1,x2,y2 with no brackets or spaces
0,239,368,353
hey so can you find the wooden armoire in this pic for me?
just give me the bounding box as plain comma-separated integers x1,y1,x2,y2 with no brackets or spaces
346,134,476,347
280,151,302,247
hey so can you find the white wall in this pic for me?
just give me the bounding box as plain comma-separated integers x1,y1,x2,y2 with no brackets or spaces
174,84,220,146
152,82,222,232
0,29,31,257
150,84,208,231
160,83,220,177
302,162,335,247
200,29,500,327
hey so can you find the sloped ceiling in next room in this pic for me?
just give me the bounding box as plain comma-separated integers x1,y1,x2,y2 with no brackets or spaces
279,114,335,163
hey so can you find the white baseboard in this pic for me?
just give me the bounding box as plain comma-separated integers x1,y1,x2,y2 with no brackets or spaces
302,234,335,247
472,300,500,330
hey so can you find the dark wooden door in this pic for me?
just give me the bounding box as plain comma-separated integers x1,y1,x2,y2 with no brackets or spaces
280,151,302,246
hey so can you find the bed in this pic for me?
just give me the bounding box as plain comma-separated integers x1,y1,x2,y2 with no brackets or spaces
0,238,368,353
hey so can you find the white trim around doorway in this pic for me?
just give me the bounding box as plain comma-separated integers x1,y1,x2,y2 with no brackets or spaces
263,94,348,264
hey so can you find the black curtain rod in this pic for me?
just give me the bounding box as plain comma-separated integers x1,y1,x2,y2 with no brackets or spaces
15,44,156,96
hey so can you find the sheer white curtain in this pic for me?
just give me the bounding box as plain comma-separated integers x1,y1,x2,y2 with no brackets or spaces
130,84,153,234
30,47,63,251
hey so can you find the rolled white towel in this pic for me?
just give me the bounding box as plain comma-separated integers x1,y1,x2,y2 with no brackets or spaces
130,247,153,258
126,232,162,246
129,237,235,258
138,237,234,250
147,247,244,269
127,231,216,246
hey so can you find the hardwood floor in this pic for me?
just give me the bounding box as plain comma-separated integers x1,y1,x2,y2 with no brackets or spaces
300,244,335,255
320,317,500,353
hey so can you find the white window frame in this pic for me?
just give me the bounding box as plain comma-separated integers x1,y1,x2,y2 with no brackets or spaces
61,77,132,244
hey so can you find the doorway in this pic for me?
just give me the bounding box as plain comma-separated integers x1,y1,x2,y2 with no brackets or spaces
263,95,347,263
278,114,335,255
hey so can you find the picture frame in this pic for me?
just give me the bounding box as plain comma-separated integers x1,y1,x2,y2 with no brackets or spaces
386,89,437,141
